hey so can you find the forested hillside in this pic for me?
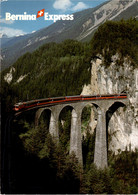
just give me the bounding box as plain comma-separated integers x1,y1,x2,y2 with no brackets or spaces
2,40,91,104
91,18,138,66
1,19,138,194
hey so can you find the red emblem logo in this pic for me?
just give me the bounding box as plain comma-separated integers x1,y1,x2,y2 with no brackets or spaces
37,9,45,18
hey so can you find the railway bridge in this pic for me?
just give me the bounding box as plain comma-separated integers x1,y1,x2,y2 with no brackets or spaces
32,96,128,169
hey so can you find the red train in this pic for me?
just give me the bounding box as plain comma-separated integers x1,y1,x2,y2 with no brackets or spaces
13,94,127,111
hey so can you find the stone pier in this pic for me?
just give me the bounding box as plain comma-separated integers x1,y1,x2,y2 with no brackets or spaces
70,109,82,164
94,108,108,168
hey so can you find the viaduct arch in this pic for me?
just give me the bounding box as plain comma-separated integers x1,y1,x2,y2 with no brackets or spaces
34,98,128,169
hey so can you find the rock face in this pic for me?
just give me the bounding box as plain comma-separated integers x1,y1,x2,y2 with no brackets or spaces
4,67,15,84
81,54,138,154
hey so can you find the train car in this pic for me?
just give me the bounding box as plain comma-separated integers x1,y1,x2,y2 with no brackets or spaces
13,100,37,111
51,96,66,101
119,93,127,98
36,97,66,107
65,95,82,102
81,95,97,100
13,102,25,111
36,98,52,106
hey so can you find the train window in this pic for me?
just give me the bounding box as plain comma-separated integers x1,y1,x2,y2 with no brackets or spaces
26,102,37,106
39,99,52,103
52,97,65,101
66,96,80,99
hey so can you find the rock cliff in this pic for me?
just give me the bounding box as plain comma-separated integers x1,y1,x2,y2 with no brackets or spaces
81,54,138,154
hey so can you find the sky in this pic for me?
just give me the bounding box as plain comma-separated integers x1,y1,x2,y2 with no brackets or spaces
0,0,107,37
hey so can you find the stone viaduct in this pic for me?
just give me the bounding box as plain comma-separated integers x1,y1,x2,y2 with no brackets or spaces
34,98,128,169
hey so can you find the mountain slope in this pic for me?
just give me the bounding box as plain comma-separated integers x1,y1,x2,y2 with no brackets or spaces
1,0,137,70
